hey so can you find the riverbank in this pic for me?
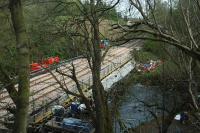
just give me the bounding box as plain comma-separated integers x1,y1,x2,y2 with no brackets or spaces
108,61,163,106
107,59,164,132
109,62,200,133
132,117,200,133
109,70,161,132
108,68,136,132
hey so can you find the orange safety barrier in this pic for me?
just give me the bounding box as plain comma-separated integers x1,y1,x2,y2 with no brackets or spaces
31,56,60,72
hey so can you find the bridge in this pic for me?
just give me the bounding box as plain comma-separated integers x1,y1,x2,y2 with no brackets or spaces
0,42,136,127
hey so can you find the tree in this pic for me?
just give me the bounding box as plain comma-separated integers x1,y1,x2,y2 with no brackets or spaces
113,0,200,110
48,61,94,115
111,0,200,131
0,0,121,132
114,0,200,60
68,1,121,132
9,0,30,133
46,0,120,132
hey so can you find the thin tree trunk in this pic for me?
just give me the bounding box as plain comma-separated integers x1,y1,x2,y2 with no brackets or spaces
91,19,113,133
188,57,199,110
161,115,174,133
92,70,113,133
9,0,30,133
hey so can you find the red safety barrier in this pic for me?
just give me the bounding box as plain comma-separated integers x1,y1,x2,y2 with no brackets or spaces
54,56,60,63
100,43,105,49
31,63,42,71
31,56,60,72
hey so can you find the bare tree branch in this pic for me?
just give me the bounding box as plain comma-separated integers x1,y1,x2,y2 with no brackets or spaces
0,64,18,105
48,68,83,98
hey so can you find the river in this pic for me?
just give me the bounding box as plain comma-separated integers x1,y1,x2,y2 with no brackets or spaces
114,83,164,133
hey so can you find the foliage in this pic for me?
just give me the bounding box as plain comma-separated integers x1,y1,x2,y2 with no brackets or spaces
143,41,167,59
133,40,187,85
134,51,158,63
25,1,121,61
0,9,17,79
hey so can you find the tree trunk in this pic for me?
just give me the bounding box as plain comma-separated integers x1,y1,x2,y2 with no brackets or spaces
91,19,113,133
161,115,174,133
188,57,199,110
9,0,30,133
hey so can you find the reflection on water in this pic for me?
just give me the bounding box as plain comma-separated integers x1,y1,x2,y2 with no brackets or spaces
114,83,163,133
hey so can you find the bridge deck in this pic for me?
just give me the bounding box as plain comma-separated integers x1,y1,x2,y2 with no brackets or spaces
0,43,136,126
